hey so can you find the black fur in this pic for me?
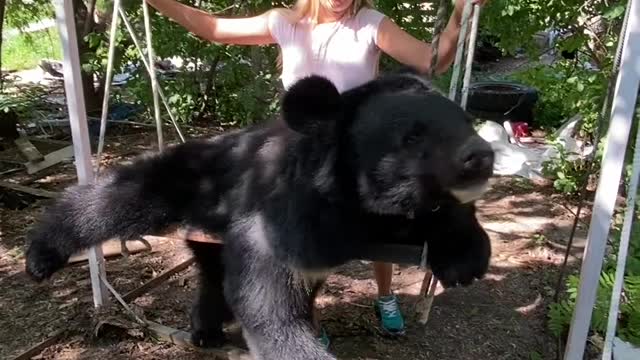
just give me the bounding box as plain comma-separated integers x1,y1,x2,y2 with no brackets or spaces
25,71,494,360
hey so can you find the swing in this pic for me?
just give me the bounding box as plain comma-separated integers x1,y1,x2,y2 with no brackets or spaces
90,0,484,343
417,0,483,324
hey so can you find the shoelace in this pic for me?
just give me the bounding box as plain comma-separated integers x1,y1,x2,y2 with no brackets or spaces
379,298,400,317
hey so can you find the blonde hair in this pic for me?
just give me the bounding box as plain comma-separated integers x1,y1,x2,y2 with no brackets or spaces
275,0,375,67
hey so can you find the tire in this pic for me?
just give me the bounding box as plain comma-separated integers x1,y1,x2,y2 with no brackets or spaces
466,81,539,124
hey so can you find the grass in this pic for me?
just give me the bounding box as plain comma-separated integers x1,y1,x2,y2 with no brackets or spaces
2,27,61,71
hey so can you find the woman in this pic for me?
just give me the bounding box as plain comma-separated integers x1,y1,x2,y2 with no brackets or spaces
145,0,486,348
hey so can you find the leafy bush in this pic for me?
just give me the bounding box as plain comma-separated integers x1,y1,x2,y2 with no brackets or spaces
479,0,626,196
481,0,625,64
4,0,54,31
481,0,626,135
509,61,608,135
2,28,62,71
548,206,640,347
113,0,282,127
502,59,607,195
540,139,589,196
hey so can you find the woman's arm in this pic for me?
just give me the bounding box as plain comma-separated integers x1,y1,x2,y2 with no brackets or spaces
376,0,487,75
146,0,276,45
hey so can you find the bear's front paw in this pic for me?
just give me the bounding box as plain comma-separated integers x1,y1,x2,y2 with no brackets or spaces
430,258,487,288
25,243,68,282
428,234,491,288
191,328,228,348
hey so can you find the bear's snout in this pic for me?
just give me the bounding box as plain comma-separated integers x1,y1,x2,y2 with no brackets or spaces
455,135,494,182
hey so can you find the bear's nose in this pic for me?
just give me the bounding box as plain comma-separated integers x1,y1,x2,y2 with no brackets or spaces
458,136,494,175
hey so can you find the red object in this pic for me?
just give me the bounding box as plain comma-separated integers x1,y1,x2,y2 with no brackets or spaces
511,122,530,139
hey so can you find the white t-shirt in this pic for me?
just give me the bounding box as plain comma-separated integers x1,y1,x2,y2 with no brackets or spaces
268,8,386,93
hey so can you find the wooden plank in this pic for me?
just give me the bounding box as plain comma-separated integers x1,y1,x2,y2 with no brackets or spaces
14,137,45,162
144,234,224,245
143,227,224,245
122,257,196,301
68,237,163,264
145,321,251,360
25,145,74,174
0,157,25,165
67,228,222,265
0,168,22,176
176,227,225,244
0,180,58,198
27,137,72,147
12,330,65,360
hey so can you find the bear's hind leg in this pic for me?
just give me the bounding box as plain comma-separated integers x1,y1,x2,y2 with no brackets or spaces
224,242,335,360
188,241,233,348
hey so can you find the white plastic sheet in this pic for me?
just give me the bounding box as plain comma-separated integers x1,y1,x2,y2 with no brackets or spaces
477,116,593,181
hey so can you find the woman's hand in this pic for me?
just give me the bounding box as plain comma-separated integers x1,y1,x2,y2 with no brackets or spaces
377,0,489,75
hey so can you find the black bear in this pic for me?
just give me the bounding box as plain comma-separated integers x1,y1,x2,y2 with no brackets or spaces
24,71,494,360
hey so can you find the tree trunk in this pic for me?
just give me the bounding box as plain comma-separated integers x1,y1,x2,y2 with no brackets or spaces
196,56,220,123
83,1,124,113
71,0,104,112
0,0,7,91
83,0,97,36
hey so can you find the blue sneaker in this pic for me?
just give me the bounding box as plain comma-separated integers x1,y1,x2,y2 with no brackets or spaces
317,327,330,349
374,294,405,335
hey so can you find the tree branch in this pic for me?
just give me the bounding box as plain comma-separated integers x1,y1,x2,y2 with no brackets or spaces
0,0,5,91
83,0,98,36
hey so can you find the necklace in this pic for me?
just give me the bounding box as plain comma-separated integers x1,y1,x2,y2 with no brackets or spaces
313,20,343,62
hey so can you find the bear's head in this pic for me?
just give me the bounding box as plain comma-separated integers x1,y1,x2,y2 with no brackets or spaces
281,72,494,217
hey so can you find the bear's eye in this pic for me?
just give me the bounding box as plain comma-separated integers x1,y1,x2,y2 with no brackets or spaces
402,124,426,146
402,133,421,146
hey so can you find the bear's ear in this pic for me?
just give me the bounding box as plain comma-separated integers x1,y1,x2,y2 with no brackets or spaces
282,75,343,136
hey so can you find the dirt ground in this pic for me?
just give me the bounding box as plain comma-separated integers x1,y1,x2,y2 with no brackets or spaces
0,54,595,359
0,120,593,360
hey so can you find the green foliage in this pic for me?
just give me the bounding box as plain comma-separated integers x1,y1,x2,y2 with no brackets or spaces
375,0,446,73
375,0,444,43
509,61,608,134
480,0,624,60
2,28,62,71
609,208,640,279
113,0,450,126
548,204,640,347
81,29,135,76
5,0,54,31
479,0,640,347
112,0,282,126
480,0,627,136
540,139,589,195
528,351,543,360
548,272,640,345
3,0,59,70
2,0,283,126
548,298,574,338
610,188,640,345
480,0,626,197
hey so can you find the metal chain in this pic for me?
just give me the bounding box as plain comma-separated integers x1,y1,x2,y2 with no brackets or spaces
428,0,450,78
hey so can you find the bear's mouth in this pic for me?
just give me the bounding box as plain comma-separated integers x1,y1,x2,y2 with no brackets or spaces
449,181,491,204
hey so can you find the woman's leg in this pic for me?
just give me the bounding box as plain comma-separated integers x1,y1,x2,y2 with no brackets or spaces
313,303,330,349
373,262,405,335
373,261,394,296
312,284,330,349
